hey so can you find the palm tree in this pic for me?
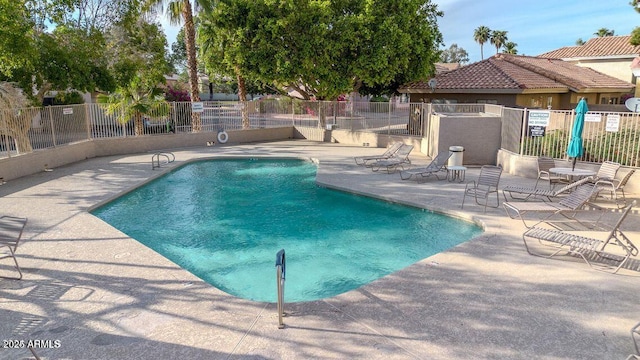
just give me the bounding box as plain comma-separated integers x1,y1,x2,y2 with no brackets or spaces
503,41,518,54
594,28,614,37
575,38,585,46
97,75,169,136
490,30,508,54
145,0,214,132
473,26,491,60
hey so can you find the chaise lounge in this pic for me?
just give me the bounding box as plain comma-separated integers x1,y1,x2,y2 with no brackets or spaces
399,152,451,182
522,200,638,274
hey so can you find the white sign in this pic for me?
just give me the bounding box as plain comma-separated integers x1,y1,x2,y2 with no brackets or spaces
191,102,204,113
62,107,73,115
606,114,620,132
585,113,601,122
528,110,550,126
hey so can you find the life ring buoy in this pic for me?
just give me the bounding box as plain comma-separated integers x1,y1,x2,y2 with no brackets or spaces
217,130,229,144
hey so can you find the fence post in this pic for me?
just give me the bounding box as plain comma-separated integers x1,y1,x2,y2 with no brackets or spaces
48,106,57,147
387,99,392,136
519,108,527,156
84,103,92,140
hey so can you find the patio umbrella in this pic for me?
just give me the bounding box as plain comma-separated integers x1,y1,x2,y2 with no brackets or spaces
567,98,588,170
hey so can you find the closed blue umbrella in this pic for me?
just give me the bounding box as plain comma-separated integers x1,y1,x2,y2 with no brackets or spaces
567,98,588,170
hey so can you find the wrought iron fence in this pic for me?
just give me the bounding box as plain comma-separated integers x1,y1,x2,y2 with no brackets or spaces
503,108,640,167
2,100,639,167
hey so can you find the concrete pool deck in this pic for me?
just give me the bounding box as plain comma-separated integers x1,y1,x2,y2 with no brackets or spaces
1,140,639,360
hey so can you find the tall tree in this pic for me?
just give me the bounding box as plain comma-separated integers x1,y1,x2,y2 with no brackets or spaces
632,0,640,45
146,0,214,132
0,0,35,78
8,26,115,104
594,28,614,37
473,25,491,60
490,30,508,54
200,0,442,101
440,44,469,64
105,18,170,89
503,41,518,54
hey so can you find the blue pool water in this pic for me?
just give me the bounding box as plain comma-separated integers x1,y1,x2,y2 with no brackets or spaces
92,158,482,302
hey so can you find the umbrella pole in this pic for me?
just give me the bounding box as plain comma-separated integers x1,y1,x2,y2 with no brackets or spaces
572,157,577,170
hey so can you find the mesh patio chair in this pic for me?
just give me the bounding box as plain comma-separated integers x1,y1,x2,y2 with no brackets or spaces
354,142,403,166
370,144,414,174
502,176,592,202
399,151,451,182
535,157,566,189
461,165,503,213
503,183,599,229
594,169,635,208
522,200,638,274
0,215,28,280
593,161,621,182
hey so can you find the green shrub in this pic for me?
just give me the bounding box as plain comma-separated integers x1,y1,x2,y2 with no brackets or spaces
53,91,85,105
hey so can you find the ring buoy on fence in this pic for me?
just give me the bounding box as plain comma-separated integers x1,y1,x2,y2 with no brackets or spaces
217,130,229,144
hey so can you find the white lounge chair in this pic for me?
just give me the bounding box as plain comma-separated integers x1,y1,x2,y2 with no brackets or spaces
502,176,592,202
370,144,414,173
503,183,598,228
399,152,451,182
354,142,403,166
0,215,28,280
522,200,638,274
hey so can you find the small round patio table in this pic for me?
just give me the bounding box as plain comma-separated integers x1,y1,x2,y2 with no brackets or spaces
549,167,596,182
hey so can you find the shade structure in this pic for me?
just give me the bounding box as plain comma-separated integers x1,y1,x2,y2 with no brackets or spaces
567,98,588,169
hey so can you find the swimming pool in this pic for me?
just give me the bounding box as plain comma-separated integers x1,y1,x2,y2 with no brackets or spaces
92,158,482,302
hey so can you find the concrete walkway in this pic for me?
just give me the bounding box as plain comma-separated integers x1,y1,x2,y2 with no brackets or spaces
1,140,639,360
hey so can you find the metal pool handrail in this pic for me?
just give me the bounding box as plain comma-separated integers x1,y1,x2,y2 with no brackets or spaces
275,248,286,329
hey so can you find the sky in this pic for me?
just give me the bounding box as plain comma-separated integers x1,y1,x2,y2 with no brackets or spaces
434,0,639,63
159,0,640,64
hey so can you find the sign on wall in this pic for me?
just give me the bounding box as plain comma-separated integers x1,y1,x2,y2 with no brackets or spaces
63,108,73,115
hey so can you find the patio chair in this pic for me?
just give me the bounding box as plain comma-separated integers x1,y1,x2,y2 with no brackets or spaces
535,157,566,189
593,160,621,182
399,151,451,182
594,169,635,208
461,165,503,213
521,200,638,274
354,142,403,166
370,144,414,173
0,215,28,280
503,183,598,228
502,176,592,202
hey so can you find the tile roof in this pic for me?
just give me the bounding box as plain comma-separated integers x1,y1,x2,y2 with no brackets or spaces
539,36,640,58
400,54,634,93
435,62,460,73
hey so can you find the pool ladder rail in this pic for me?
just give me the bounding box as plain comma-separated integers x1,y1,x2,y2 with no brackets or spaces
151,152,175,170
275,249,286,329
